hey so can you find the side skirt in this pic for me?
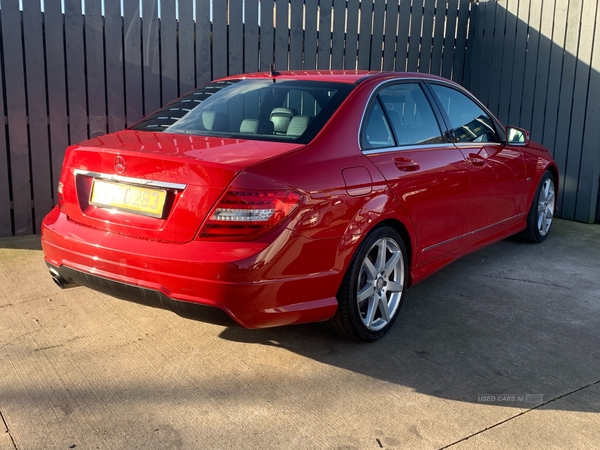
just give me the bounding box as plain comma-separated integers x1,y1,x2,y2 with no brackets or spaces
409,219,527,287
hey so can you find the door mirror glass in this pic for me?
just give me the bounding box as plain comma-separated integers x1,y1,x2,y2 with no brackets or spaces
507,126,529,145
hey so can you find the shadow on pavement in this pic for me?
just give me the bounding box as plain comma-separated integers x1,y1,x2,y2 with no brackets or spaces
216,220,600,412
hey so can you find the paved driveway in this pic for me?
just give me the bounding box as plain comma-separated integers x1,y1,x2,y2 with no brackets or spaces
1,219,599,449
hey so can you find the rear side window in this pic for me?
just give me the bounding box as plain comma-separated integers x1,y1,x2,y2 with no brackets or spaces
429,84,499,143
362,102,395,150
131,79,355,144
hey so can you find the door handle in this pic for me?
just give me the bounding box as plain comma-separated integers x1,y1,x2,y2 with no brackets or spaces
468,154,486,167
393,158,420,171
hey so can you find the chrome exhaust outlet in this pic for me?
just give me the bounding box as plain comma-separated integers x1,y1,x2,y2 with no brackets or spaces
49,269,79,289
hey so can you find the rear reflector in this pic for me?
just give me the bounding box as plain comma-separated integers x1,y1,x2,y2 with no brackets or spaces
198,190,302,240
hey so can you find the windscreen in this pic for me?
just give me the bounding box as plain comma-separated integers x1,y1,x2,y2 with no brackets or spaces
131,79,355,144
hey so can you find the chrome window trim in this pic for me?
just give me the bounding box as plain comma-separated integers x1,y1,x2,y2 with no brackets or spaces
358,77,490,152
73,170,187,190
363,142,457,156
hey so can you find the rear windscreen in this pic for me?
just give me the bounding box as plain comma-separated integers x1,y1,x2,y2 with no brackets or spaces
131,79,355,144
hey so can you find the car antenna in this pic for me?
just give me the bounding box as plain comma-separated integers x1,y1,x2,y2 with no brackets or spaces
270,64,281,77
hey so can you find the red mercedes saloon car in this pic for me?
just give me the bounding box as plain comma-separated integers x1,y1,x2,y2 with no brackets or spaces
41,71,558,341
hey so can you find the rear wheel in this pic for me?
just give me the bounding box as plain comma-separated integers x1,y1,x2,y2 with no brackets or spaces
325,226,408,341
522,171,556,243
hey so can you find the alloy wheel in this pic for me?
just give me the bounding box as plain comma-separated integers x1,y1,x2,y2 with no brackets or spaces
356,237,405,331
537,177,555,237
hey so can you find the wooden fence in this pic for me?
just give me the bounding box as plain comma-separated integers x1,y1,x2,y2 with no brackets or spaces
466,0,600,223
0,0,474,237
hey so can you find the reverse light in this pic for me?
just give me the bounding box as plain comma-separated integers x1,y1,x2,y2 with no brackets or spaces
198,190,302,240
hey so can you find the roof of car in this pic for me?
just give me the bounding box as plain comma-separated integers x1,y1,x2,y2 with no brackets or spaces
219,70,452,85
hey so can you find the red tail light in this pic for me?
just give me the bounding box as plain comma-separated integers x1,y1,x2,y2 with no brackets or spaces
198,190,302,240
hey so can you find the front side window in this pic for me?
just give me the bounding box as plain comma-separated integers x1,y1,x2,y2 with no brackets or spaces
429,84,499,143
131,79,355,144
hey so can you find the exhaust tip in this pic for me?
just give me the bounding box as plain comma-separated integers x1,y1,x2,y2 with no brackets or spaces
49,269,79,290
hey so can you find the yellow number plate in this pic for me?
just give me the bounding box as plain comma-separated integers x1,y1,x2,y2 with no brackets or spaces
90,180,167,218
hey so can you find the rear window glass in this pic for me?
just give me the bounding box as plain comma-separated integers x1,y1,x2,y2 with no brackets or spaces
131,79,355,144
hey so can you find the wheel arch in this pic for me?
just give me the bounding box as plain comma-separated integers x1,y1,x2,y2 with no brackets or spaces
545,164,560,210
337,194,416,288
533,162,559,215
326,217,412,341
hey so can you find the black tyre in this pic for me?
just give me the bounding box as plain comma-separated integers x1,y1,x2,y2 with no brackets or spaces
324,226,408,341
522,171,556,243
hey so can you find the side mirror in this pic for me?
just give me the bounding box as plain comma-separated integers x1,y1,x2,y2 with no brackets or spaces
506,126,530,146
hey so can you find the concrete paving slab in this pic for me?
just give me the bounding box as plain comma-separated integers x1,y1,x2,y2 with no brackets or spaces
0,219,599,449
453,383,600,449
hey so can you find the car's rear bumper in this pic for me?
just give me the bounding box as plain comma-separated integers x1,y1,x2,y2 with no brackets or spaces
41,207,341,328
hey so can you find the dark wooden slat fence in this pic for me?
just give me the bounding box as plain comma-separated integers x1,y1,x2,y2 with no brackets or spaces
343,0,359,70
179,1,196,95
465,0,600,224
0,15,9,237
196,0,212,86
160,1,178,105
0,0,474,237
2,2,31,236
1,0,597,238
289,0,304,69
23,2,53,233
105,0,127,133
44,1,70,200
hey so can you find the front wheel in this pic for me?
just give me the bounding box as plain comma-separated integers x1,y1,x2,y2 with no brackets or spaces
522,171,556,243
324,226,408,341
